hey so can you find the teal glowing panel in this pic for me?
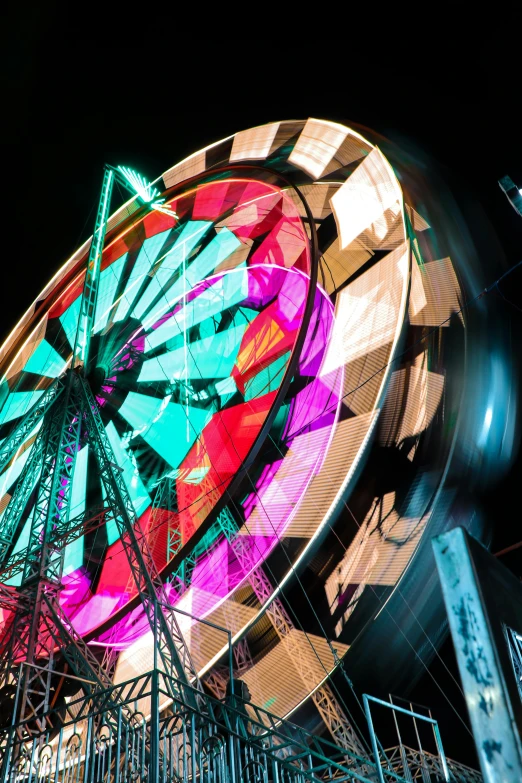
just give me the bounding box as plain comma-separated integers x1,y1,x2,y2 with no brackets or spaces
139,322,248,382
0,421,42,501
0,447,33,517
113,230,171,323
132,221,212,321
118,392,209,469
105,421,150,519
118,391,163,428
24,339,68,379
93,254,127,334
143,228,242,329
59,296,82,348
63,444,89,575
0,390,45,425
144,265,249,352
98,481,120,546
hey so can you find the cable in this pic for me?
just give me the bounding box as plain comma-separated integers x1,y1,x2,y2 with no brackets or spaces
328,519,474,738
495,279,522,313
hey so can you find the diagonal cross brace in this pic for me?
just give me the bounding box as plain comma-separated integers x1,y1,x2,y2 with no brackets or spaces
77,374,203,707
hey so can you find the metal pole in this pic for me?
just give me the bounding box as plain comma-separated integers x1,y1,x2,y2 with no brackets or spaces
73,166,115,370
362,695,385,783
432,724,450,782
150,667,160,783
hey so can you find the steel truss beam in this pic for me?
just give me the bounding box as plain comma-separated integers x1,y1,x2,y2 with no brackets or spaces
0,505,107,585
0,384,148,738
0,380,63,478
213,508,368,757
78,377,202,702
72,167,114,370
0,371,204,733
1,669,381,783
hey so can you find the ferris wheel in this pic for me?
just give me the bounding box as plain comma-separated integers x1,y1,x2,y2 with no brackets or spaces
0,119,481,738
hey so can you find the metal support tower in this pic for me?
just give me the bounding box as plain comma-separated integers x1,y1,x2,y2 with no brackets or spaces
0,166,201,737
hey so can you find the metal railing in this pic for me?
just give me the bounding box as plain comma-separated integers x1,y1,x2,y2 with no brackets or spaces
0,670,394,783
383,745,483,783
362,695,482,783
0,670,484,783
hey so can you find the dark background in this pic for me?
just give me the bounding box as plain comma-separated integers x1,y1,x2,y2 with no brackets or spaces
2,2,521,769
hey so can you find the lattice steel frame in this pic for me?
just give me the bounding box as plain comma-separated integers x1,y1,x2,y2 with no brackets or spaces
0,167,202,739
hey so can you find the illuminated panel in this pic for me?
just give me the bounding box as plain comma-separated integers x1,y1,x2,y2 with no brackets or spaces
319,240,372,295
0,446,33,519
118,392,210,469
330,147,401,250
0,390,45,425
238,425,335,539
289,119,349,180
321,133,370,175
113,230,171,323
216,190,282,241
162,150,207,189
320,243,408,375
410,258,463,326
343,343,391,417
284,183,334,221
106,197,140,236
176,393,277,533
325,492,427,636
112,597,257,714
139,323,248,382
144,269,249,352
193,182,234,221
230,122,280,162
187,599,259,671
244,351,288,401
359,202,404,251
379,354,445,446
0,421,42,485
4,318,48,381
59,297,81,348
23,339,67,378
0,493,10,515
93,254,127,333
241,630,349,721
406,204,430,232
408,256,428,318
142,228,242,329
274,412,378,539
63,444,89,575
105,422,150,517
214,237,253,273
250,216,307,270
131,221,213,321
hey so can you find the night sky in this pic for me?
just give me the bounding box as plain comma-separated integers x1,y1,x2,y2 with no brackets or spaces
2,3,521,767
